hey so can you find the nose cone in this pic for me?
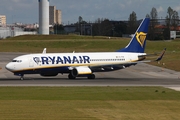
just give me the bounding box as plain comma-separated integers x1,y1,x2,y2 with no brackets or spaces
6,63,14,72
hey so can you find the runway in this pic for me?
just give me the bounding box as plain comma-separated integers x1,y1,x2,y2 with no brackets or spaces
0,52,180,91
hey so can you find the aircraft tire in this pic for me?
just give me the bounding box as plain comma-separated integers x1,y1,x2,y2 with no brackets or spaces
20,75,24,80
68,73,76,79
88,74,95,79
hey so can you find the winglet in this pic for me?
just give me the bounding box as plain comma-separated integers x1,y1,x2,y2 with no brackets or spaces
42,48,47,54
155,48,166,62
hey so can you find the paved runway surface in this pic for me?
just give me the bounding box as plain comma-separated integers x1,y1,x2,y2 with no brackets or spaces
0,52,180,91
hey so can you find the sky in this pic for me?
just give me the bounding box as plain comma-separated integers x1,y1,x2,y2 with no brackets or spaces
0,0,180,24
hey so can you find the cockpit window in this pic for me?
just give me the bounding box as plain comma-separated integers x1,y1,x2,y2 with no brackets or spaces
12,60,17,62
12,60,22,62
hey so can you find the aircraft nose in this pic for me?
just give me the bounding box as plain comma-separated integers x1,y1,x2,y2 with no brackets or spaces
5,63,14,71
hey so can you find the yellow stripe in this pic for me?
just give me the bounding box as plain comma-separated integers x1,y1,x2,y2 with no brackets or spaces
12,60,139,72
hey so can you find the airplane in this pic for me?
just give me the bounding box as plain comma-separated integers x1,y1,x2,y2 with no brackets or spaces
6,18,161,80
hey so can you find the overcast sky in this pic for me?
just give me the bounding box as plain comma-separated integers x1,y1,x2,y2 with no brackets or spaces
0,0,180,24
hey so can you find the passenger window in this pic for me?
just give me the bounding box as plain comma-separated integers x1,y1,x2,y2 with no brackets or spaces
12,60,22,62
17,60,22,62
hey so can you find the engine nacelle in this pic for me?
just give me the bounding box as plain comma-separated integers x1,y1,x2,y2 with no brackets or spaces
72,66,92,77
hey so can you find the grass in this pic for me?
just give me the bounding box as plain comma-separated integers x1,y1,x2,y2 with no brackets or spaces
0,86,180,120
145,40,180,71
6,35,107,40
1,36,129,53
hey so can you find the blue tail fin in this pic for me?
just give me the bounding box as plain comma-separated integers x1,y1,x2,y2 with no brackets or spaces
117,18,150,53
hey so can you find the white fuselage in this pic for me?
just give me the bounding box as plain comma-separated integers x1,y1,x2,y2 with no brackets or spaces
6,52,146,73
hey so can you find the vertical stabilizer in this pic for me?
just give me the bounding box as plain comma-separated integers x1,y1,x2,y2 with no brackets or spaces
117,18,150,53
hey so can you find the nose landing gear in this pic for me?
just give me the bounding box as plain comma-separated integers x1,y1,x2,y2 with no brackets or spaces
20,75,24,80
14,74,24,80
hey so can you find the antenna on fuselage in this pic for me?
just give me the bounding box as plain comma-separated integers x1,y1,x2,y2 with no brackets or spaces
42,48,47,54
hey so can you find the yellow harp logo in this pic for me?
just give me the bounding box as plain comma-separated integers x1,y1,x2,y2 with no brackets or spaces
136,32,147,47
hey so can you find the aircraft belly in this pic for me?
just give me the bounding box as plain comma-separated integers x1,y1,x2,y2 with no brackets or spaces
91,65,123,72
14,66,70,75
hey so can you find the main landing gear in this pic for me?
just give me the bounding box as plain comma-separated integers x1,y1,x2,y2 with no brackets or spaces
87,74,95,79
68,73,76,79
68,73,96,79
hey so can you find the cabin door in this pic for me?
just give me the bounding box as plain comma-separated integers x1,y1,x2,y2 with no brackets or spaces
129,55,133,62
29,57,34,67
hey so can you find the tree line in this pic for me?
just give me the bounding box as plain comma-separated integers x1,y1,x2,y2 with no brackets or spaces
53,6,180,40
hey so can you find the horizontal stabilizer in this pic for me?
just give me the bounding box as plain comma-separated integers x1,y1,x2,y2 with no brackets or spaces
155,48,166,62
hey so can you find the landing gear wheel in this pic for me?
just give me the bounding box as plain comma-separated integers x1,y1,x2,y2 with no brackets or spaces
68,73,76,79
88,74,95,79
20,75,24,80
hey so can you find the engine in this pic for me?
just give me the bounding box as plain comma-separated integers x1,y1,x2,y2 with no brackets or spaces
71,66,92,77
